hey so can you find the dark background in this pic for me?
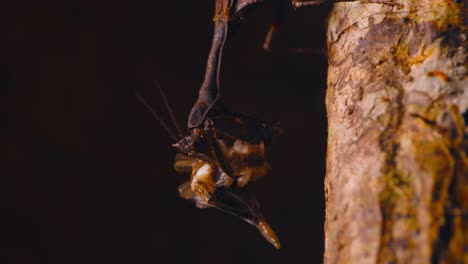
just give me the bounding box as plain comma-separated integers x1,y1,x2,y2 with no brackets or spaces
2,1,329,263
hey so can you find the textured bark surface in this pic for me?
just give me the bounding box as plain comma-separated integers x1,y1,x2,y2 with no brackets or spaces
324,1,467,263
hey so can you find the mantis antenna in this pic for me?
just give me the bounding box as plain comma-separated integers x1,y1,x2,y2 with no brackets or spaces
153,80,186,138
135,90,180,143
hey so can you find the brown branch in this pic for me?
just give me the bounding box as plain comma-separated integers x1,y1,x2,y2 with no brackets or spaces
324,0,467,263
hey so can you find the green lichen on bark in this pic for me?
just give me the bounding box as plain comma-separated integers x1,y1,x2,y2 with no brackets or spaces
324,0,467,263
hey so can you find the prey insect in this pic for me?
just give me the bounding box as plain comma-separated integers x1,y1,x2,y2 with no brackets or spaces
136,81,282,249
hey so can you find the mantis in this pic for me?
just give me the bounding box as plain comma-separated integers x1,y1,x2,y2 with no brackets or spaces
138,0,399,249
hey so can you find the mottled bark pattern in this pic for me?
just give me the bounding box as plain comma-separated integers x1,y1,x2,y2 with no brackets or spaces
324,0,467,263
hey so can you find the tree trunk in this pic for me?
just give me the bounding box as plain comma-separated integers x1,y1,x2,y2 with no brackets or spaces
324,1,467,263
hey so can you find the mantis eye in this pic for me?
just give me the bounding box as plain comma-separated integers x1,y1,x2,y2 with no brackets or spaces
191,134,211,155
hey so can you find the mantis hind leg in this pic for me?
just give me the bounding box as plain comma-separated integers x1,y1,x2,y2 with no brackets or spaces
263,0,290,52
292,0,400,8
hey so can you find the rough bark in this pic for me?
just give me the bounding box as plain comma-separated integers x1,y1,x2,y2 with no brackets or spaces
324,1,467,263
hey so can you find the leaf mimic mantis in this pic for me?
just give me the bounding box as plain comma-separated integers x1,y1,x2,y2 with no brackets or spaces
137,0,400,250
